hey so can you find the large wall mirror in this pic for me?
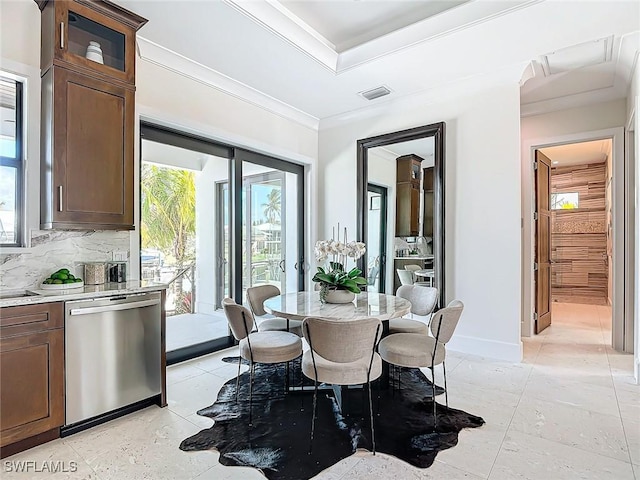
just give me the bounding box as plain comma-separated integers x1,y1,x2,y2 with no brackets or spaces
356,123,445,307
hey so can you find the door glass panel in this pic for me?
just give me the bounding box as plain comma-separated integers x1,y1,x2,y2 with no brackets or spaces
241,163,300,302
68,11,126,71
141,138,230,353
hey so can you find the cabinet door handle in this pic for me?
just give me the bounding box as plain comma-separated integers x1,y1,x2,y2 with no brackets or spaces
60,22,65,49
58,185,63,212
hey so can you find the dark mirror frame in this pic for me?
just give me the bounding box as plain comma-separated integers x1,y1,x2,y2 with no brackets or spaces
356,122,446,307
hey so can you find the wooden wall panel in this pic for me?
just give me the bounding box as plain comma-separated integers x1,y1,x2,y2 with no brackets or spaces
551,161,608,304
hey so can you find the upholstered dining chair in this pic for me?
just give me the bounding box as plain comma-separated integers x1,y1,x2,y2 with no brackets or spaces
222,298,303,425
302,317,382,454
378,300,464,424
396,268,414,286
246,284,303,336
404,264,431,286
389,285,438,335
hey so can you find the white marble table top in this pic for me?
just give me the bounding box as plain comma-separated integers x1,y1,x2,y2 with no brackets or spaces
264,291,411,322
415,269,435,278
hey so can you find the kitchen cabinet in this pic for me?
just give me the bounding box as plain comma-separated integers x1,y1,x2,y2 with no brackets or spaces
0,302,64,458
423,167,434,238
37,0,147,230
396,154,422,237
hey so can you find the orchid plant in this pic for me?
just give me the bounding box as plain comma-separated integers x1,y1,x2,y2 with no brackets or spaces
312,225,367,301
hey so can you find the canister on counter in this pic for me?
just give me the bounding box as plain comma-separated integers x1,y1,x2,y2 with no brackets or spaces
107,262,127,283
83,262,107,285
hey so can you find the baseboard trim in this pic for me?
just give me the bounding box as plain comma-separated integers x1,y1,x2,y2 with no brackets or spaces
447,335,522,362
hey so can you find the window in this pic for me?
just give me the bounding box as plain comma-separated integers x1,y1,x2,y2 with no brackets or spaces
551,192,579,210
0,76,23,246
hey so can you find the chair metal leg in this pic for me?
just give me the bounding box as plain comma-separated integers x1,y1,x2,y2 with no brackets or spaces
249,361,255,426
443,361,449,408
235,356,242,403
309,379,318,454
430,366,437,426
285,361,290,393
367,380,376,455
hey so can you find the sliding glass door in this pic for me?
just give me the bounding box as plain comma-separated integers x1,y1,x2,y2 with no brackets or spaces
140,125,305,364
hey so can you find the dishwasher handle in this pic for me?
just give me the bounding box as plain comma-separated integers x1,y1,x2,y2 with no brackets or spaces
69,299,159,316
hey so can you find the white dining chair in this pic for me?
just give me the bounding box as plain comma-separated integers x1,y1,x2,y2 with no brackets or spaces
222,298,302,425
378,300,464,424
389,285,438,335
396,269,414,286
246,284,302,336
302,316,382,454
404,264,431,286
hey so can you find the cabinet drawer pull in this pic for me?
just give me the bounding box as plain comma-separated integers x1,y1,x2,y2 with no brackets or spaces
60,22,65,49
58,185,63,212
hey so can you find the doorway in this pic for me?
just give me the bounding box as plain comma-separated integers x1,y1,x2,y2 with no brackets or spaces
534,138,615,340
367,183,388,293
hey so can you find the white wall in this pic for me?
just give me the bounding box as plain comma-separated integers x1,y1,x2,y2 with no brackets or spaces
628,62,640,381
318,83,523,361
520,99,627,337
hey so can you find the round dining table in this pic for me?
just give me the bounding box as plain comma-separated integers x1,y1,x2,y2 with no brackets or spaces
263,291,411,325
264,291,411,404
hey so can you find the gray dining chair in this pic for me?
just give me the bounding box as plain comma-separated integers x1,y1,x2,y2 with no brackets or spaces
246,284,303,336
389,285,438,335
222,297,302,425
378,300,464,424
404,264,431,286
302,316,382,454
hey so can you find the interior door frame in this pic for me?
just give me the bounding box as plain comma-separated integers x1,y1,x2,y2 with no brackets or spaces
367,183,388,293
523,127,628,352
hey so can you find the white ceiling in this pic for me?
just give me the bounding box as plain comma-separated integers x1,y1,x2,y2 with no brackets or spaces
369,137,435,167
120,0,640,121
540,139,612,168
279,0,469,52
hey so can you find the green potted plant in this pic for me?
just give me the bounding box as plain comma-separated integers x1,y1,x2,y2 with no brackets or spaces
313,228,367,304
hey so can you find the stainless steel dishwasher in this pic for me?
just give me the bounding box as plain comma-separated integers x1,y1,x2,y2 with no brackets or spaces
65,292,162,426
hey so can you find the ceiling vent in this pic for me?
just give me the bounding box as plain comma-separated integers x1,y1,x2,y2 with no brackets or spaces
539,36,613,77
360,85,391,101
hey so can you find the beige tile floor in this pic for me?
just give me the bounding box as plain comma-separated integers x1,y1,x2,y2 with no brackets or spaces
3,303,638,479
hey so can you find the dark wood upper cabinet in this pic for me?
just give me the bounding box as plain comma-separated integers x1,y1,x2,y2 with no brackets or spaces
38,0,146,230
38,0,147,86
396,155,423,237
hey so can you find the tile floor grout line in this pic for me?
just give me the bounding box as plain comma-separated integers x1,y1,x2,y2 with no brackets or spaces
485,306,551,480
63,438,105,480
599,307,638,476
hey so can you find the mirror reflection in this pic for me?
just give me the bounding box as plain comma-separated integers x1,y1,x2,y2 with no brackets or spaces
366,137,436,294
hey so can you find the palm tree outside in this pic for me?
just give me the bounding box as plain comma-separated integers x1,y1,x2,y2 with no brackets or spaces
141,163,196,314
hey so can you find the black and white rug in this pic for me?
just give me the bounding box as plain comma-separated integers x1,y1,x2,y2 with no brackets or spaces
179,357,484,480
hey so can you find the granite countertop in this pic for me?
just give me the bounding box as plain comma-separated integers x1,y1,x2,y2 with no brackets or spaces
0,281,168,308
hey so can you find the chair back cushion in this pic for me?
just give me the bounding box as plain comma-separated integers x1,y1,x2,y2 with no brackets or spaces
404,264,422,272
396,269,414,286
396,285,438,316
222,298,255,340
302,317,381,363
429,300,464,344
246,284,281,316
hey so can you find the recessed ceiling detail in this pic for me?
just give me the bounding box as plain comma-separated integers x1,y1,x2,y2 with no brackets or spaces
540,36,613,77
540,139,611,168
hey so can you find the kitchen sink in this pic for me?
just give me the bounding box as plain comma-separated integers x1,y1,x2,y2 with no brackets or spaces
0,291,41,300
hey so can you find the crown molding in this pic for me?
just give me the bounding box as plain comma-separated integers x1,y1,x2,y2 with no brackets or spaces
136,36,320,131
224,0,541,75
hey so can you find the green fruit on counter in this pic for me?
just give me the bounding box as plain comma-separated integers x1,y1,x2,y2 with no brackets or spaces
67,274,75,280
57,268,70,274
74,278,83,283
63,279,75,284
52,279,63,284
57,273,69,280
